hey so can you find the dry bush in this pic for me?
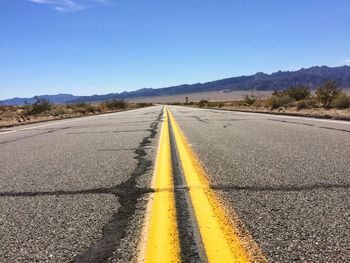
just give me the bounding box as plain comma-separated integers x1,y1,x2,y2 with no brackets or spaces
105,99,127,110
66,103,97,114
24,97,52,115
316,80,342,109
197,100,208,107
272,85,310,101
241,94,256,106
265,95,294,109
297,98,318,110
332,93,350,109
136,102,153,108
207,102,224,108
51,105,70,116
0,105,15,112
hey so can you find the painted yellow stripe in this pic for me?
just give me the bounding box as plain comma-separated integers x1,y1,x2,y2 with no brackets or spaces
167,107,267,263
143,109,180,263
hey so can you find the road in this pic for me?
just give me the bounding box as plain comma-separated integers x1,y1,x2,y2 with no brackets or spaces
0,105,349,262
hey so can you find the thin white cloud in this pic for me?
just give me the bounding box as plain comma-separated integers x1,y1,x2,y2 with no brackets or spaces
29,0,56,3
28,0,109,12
344,59,350,64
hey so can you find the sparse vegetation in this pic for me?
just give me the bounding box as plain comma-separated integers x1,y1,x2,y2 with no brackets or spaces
332,93,350,109
179,79,349,120
265,95,293,109
1,79,349,128
65,103,100,114
0,99,153,128
241,94,256,106
285,85,311,101
316,80,342,109
105,99,127,110
0,105,15,112
136,102,153,108
272,85,311,101
296,98,318,110
207,102,224,108
198,100,208,108
24,96,52,115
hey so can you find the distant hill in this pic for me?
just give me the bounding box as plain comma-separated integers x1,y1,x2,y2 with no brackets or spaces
0,94,80,106
2,65,350,105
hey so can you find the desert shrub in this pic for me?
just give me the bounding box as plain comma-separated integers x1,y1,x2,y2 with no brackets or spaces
24,96,52,115
296,98,318,110
217,102,224,108
95,103,106,112
272,86,310,101
188,101,194,105
51,105,69,116
92,103,104,112
316,80,342,108
332,93,350,109
227,101,241,107
286,86,311,101
197,100,208,108
136,102,152,108
272,90,286,97
68,103,96,114
265,95,293,109
241,94,256,106
207,102,222,108
105,99,127,110
0,105,15,112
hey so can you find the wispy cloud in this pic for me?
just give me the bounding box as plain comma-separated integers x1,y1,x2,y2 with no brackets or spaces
28,0,109,12
344,59,350,64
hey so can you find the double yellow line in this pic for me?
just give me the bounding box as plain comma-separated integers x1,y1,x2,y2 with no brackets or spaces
140,107,266,263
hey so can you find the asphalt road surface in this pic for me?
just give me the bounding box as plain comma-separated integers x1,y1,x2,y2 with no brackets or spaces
1,105,349,262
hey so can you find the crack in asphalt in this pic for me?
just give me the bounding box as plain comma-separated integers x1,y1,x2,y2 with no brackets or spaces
213,118,248,122
319,126,350,133
0,187,154,198
210,183,350,192
0,129,67,145
191,116,209,124
72,108,163,263
4,182,346,199
268,119,314,127
68,129,151,135
97,148,138,152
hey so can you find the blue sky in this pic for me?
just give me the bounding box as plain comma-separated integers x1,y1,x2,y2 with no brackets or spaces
1,0,350,99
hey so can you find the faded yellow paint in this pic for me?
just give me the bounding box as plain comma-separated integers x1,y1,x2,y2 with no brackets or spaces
167,108,267,263
143,109,180,263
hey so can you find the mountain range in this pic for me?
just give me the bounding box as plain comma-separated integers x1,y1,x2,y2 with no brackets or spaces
1,65,350,105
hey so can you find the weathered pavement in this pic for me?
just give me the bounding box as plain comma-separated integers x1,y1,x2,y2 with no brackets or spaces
168,105,350,262
1,105,350,262
0,106,163,262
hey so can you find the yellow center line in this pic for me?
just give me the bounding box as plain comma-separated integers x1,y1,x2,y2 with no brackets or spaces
141,109,180,263
167,107,267,263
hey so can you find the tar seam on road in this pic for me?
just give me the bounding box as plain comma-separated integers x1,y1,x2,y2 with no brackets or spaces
169,113,208,263
319,126,350,133
73,109,163,263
